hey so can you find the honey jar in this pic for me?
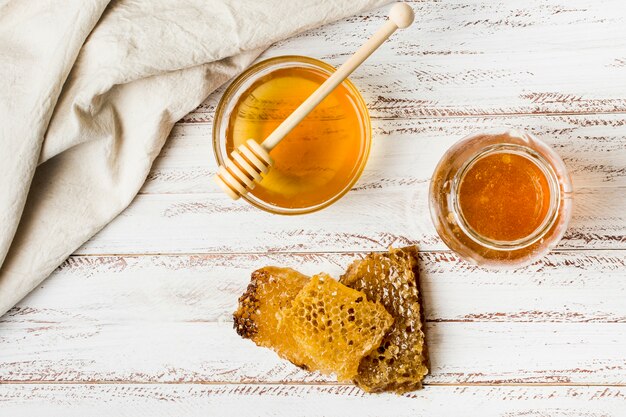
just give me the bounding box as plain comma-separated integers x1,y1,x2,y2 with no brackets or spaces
429,130,573,268
213,56,371,214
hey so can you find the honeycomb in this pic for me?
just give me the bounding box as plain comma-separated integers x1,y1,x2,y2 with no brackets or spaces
233,266,312,368
340,246,429,393
280,273,394,382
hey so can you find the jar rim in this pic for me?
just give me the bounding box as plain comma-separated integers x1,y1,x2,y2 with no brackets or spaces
212,55,372,215
450,143,562,251
428,128,574,269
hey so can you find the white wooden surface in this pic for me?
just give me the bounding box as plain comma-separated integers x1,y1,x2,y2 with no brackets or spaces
2,0,626,415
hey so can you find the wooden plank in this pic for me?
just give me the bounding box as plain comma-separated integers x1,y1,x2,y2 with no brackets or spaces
182,0,626,122
1,384,625,417
145,115,626,195
3,251,625,384
2,1,624,413
5,251,626,324
76,186,626,254
1,317,626,384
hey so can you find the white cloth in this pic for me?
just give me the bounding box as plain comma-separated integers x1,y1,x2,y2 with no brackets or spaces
0,0,388,316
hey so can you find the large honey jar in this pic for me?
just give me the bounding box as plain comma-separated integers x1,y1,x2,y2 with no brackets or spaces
213,56,371,214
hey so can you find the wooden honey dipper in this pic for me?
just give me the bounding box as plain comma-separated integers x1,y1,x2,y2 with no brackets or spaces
214,3,415,200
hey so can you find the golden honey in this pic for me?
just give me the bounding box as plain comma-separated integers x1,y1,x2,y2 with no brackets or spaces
223,61,370,211
458,152,551,242
429,131,573,268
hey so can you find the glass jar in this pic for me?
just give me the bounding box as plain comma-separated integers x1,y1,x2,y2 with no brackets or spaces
429,129,573,268
213,55,371,215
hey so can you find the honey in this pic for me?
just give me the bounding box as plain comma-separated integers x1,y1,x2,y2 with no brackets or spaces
225,64,369,210
429,130,573,268
458,152,551,242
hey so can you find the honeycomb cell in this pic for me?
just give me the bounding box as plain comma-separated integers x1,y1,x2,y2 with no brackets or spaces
280,273,393,382
340,246,429,393
233,266,312,368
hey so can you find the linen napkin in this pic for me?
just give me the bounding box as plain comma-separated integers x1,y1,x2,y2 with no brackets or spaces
0,0,389,316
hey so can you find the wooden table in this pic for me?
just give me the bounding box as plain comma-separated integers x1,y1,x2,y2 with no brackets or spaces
2,1,626,415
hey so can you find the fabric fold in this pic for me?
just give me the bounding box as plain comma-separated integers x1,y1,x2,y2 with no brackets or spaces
0,0,389,316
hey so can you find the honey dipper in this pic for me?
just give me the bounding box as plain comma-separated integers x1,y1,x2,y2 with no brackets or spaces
214,3,415,200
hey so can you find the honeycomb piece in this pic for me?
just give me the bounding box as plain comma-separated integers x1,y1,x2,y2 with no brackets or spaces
280,273,394,382
340,246,429,393
233,266,312,368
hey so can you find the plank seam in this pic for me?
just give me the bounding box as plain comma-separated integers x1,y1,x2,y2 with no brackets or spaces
69,248,626,257
1,381,625,387
177,110,626,125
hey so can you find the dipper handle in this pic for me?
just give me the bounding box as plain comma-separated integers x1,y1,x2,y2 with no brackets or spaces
261,2,415,151
214,3,415,200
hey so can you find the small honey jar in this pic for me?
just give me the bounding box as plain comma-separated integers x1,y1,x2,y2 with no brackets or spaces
213,56,371,214
429,130,573,268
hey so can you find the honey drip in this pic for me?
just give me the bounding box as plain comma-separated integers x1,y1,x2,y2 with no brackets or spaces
226,66,368,209
458,152,551,242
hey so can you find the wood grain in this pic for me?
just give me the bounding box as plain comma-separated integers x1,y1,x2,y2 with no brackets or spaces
4,251,625,324
1,320,626,384
1,252,625,385
1,385,625,417
144,115,626,195
75,186,626,255
182,0,626,123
